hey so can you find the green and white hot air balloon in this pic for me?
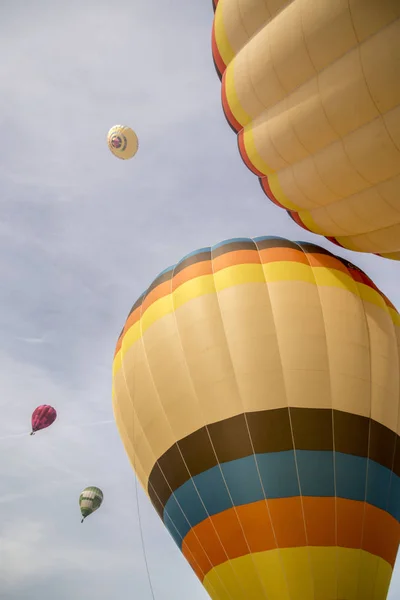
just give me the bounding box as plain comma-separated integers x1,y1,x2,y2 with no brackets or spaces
79,486,103,523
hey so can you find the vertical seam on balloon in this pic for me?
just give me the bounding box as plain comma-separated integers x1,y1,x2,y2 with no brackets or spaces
118,315,220,599
137,280,231,600
112,402,212,595
298,242,338,600
169,258,249,600
207,241,276,600
144,262,239,599
372,316,400,600
351,271,374,600
353,13,400,153
288,1,378,211
118,289,246,599
256,237,315,600
118,298,221,599
298,179,400,246
169,248,266,599
252,237,298,600
284,241,317,600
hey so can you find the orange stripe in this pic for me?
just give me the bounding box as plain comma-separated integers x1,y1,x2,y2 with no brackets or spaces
141,280,171,314
213,249,260,272
114,336,122,356
172,260,213,291
182,498,400,581
306,253,351,276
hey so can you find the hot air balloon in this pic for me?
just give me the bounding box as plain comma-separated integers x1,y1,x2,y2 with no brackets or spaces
211,1,400,260
30,405,57,435
112,236,400,600
79,486,103,523
107,125,138,160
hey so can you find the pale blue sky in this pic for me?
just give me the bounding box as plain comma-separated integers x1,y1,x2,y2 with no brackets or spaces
0,1,399,599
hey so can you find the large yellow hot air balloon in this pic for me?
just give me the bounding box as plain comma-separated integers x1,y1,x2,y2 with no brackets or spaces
112,236,400,600
107,125,138,160
211,0,400,260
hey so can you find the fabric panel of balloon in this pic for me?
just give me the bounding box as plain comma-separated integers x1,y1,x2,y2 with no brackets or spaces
211,0,400,260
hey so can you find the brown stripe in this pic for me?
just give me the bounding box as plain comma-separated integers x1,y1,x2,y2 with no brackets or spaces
211,240,257,258
147,408,398,517
127,293,146,318
174,250,212,276
255,238,303,251
296,242,338,257
146,269,173,296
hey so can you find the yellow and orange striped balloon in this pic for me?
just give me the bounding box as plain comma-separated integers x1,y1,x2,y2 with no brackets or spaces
211,0,400,260
112,236,400,599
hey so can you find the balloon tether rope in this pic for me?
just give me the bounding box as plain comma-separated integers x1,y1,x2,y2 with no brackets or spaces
133,417,156,600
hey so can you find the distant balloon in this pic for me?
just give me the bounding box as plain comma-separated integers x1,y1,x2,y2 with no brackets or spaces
30,405,57,435
107,125,138,160
79,486,103,523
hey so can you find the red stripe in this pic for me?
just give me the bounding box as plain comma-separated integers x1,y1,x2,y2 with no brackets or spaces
288,210,311,232
237,130,265,177
260,176,287,208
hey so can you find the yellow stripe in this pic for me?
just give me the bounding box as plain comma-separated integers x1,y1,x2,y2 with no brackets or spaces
389,307,400,326
112,352,122,377
203,547,393,600
242,126,275,176
296,208,327,236
113,263,397,376
334,235,364,253
267,172,302,211
224,63,251,128
213,2,235,68
214,263,265,291
174,274,216,310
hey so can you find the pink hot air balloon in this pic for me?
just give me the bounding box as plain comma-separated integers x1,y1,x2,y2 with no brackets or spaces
30,405,57,435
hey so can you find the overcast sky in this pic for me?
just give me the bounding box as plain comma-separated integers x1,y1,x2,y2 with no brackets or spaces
0,1,399,599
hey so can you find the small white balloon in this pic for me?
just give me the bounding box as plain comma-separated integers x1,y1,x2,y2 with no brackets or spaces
107,125,138,160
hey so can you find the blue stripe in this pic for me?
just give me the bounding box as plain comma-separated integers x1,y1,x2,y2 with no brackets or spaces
212,238,253,249
253,235,288,243
163,450,400,547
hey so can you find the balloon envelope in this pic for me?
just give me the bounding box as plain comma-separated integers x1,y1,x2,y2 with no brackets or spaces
107,125,138,160
79,486,103,522
31,405,57,434
112,236,400,600
211,0,400,260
